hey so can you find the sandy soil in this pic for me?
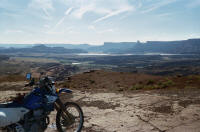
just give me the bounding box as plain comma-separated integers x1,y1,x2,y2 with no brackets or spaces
1,89,200,132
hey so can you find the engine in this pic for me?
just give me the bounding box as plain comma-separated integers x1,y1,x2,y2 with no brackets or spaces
29,109,49,132
8,109,50,132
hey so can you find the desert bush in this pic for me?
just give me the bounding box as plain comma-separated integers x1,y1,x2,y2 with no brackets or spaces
130,84,143,90
165,79,174,85
146,80,155,85
144,84,160,90
158,79,174,89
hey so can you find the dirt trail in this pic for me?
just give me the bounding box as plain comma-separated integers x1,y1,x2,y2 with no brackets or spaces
1,90,200,132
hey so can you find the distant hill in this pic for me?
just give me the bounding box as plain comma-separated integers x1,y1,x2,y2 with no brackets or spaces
125,39,200,54
0,44,93,49
0,44,34,48
45,44,94,50
0,45,87,54
88,39,200,54
0,38,200,54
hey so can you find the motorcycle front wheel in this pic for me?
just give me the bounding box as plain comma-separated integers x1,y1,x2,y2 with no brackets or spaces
56,102,84,132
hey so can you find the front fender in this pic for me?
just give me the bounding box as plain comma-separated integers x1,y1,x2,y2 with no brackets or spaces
58,88,72,94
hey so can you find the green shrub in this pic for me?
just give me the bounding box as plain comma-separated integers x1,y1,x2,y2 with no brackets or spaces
145,84,161,89
146,80,155,85
158,79,174,89
130,84,143,90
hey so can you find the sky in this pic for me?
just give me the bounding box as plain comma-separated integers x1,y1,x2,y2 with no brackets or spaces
0,0,200,45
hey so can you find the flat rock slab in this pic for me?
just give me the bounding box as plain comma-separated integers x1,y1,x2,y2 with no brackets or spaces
1,90,200,132
57,90,200,132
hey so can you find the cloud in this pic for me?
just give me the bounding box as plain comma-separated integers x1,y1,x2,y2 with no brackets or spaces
42,8,51,18
157,12,172,17
72,4,94,19
88,25,115,34
54,17,66,29
65,7,73,15
29,0,54,10
189,33,200,38
141,0,178,13
88,25,95,30
94,6,133,23
5,30,24,34
60,0,134,21
44,7,73,34
97,29,114,34
45,26,76,35
28,0,54,19
53,7,73,30
44,24,50,28
45,31,62,35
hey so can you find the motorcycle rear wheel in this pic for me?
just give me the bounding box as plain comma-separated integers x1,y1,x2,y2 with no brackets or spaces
56,102,84,132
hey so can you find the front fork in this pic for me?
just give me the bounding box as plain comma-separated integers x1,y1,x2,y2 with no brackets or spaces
55,98,66,111
55,99,75,125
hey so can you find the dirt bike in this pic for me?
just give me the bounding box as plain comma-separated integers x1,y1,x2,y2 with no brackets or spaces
0,73,84,132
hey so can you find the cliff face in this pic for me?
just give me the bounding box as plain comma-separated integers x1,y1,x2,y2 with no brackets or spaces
128,39,200,54
87,39,200,54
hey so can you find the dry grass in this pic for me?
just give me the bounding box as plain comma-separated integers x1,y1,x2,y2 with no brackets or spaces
130,78,175,90
59,70,162,92
0,75,25,83
59,70,200,92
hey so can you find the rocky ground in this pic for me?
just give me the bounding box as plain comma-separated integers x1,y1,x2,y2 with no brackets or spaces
0,70,200,132
1,89,200,132
60,89,200,132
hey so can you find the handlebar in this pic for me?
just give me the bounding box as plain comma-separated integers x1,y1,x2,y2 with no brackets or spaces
25,76,56,94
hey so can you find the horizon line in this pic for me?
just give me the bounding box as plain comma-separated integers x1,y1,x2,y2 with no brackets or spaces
0,38,199,46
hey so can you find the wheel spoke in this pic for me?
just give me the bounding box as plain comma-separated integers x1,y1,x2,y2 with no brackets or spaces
56,102,84,132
